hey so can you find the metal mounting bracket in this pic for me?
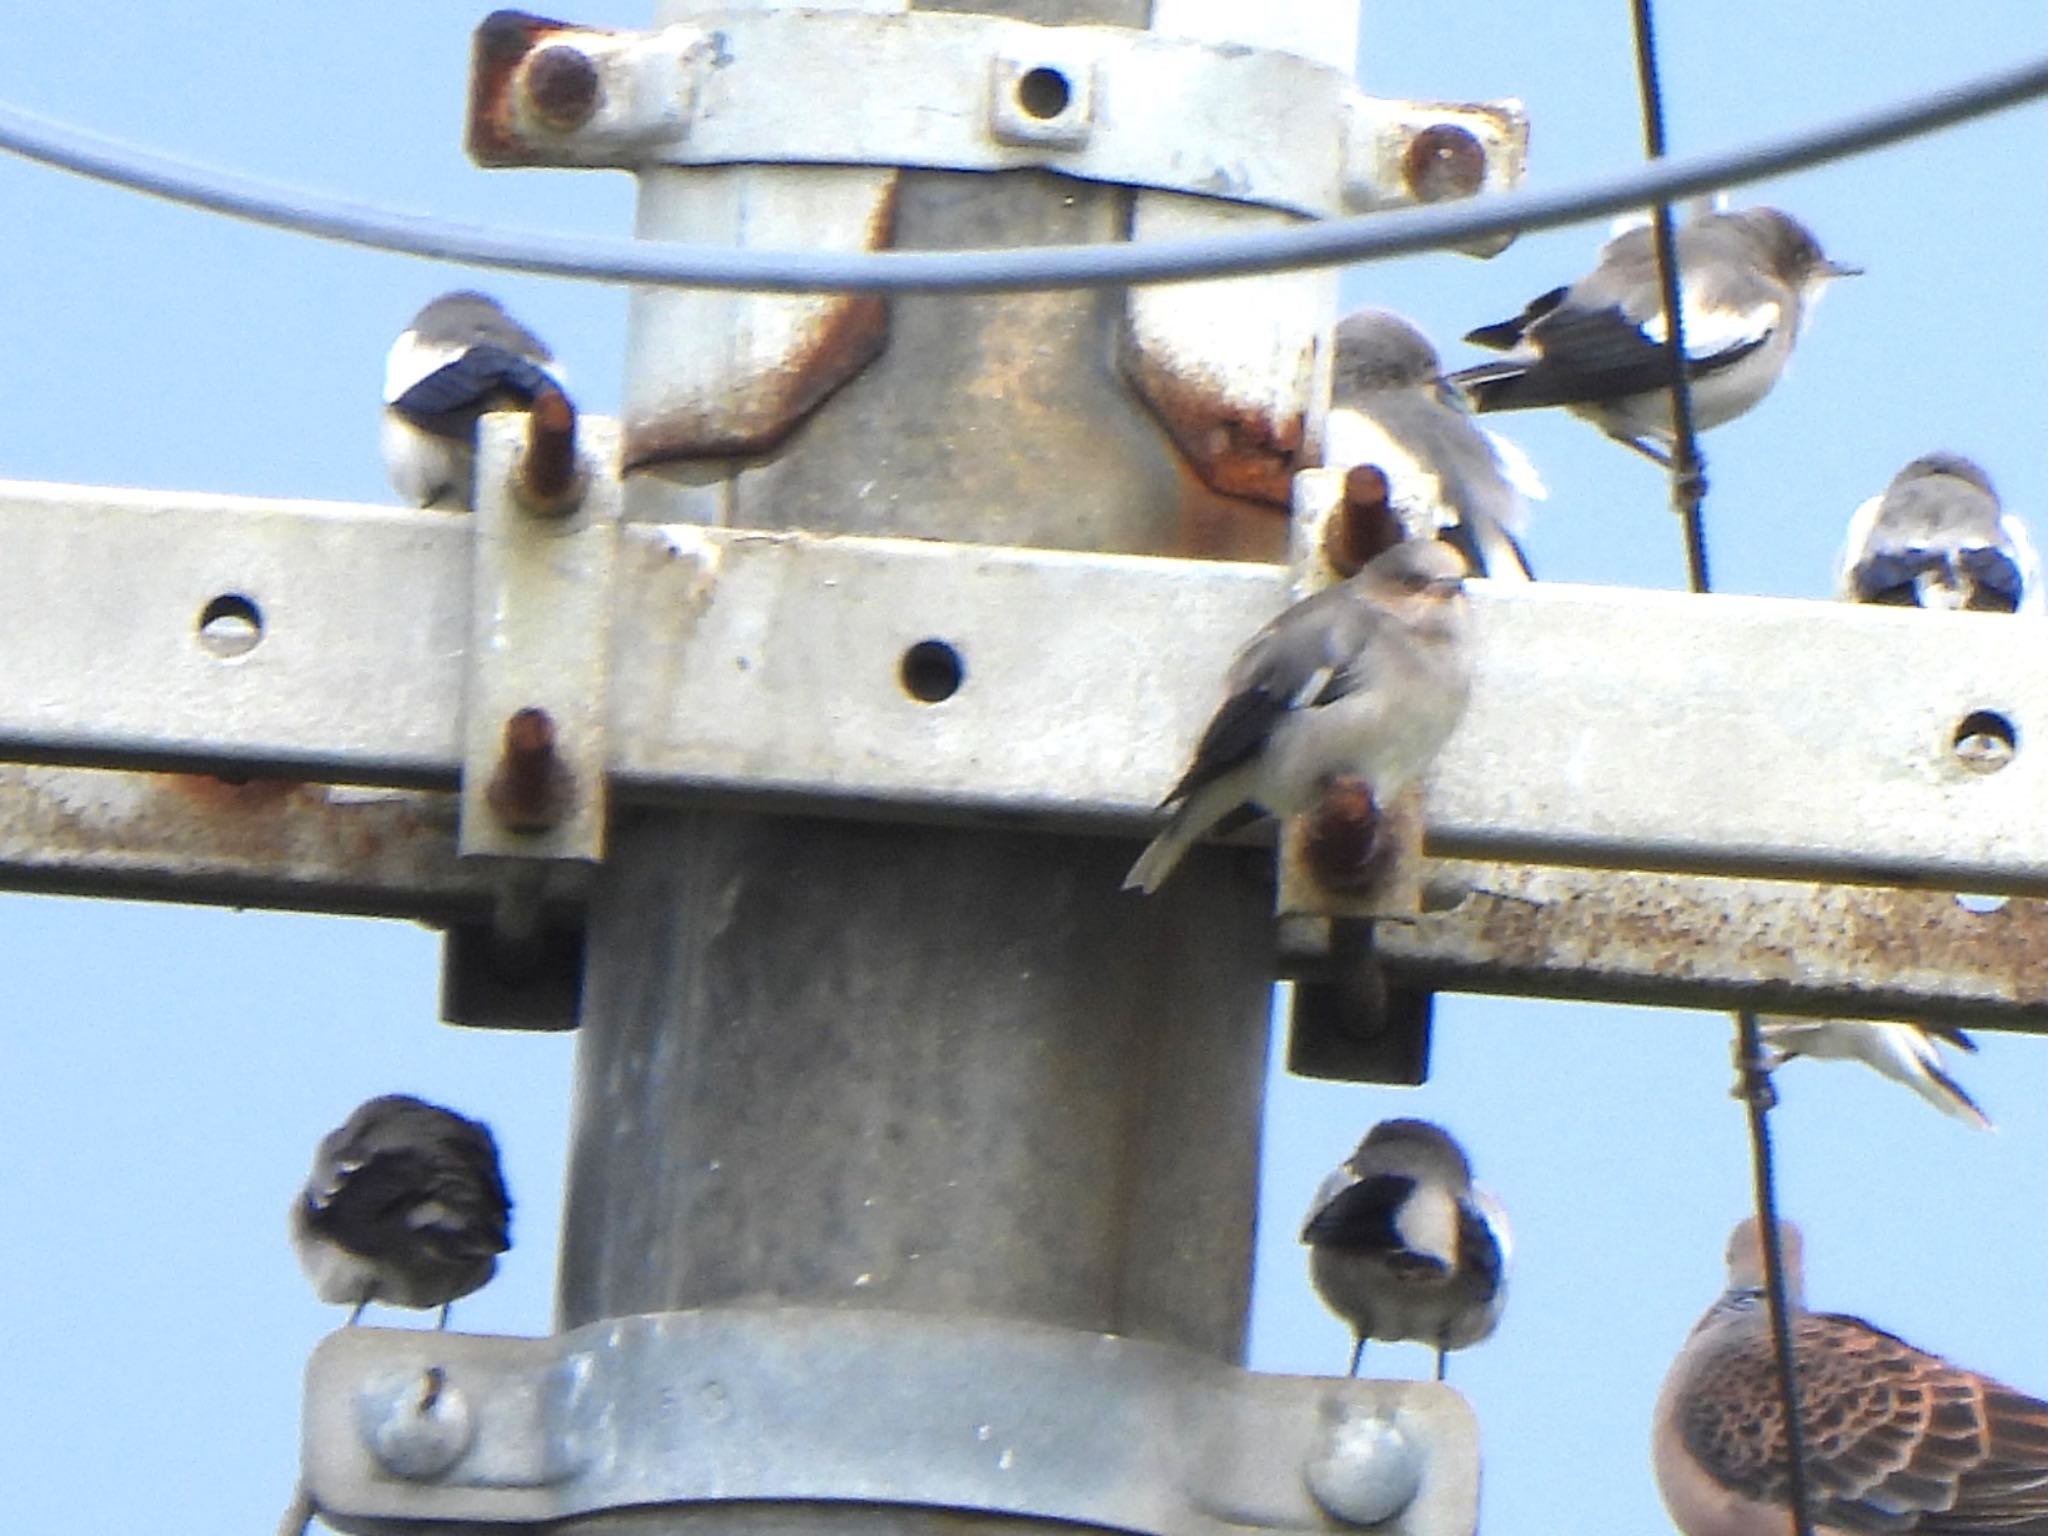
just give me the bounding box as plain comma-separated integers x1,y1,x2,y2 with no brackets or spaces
468,8,1526,222
302,1308,1479,1535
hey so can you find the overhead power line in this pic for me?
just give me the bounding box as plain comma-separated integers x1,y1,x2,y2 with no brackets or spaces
0,53,2043,293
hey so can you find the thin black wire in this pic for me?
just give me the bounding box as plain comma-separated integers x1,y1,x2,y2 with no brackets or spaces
1735,1012,1817,1536
1630,0,1711,594
0,51,2044,291
1626,6,1815,1523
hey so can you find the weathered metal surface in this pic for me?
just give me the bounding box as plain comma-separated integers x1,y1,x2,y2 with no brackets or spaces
458,415,619,862
0,764,478,917
302,1310,1478,1535
6,481,2048,894
3,758,2039,1030
465,7,1523,223
1378,863,2048,1026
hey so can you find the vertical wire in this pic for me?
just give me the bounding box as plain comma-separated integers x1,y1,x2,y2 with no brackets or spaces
1630,0,1711,592
1631,5,1814,1534
1735,1012,1818,1536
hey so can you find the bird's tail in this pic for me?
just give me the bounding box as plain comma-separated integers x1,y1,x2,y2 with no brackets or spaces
1444,361,1531,414
1910,1059,1995,1130
1123,809,1203,893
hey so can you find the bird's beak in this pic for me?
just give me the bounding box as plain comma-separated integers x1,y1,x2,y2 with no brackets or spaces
1823,259,1864,278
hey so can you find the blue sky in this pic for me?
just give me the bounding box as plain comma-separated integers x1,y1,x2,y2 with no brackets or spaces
1,4,2045,1533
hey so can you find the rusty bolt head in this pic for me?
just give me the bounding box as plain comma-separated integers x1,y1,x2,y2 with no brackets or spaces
487,707,573,833
1302,777,1391,893
1404,124,1487,204
1324,465,1403,576
524,43,602,131
517,386,584,516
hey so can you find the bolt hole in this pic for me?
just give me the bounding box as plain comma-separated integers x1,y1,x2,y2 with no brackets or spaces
900,640,964,704
197,593,263,659
1016,66,1072,121
1952,710,2016,774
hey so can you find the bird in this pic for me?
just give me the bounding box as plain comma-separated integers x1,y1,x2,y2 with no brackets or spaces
1122,538,1474,893
1326,308,1544,581
290,1094,512,1326
1299,1118,1509,1380
381,290,562,509
1449,205,1858,462
1747,453,2032,1130
1654,1217,2048,1536
1756,1017,1992,1129
1837,453,2039,613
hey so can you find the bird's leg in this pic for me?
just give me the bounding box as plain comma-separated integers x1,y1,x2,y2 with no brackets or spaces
1435,1348,1448,1383
437,1302,454,1330
1348,1336,1367,1378
347,1300,369,1327
275,1480,316,1536
1614,433,1673,467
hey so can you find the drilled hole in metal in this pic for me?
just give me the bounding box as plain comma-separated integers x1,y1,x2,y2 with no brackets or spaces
1952,709,2016,774
197,593,264,659
900,640,964,703
1016,67,1072,120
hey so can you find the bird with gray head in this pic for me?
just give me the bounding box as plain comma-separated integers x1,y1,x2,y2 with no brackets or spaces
1748,453,2033,1130
1450,206,1858,463
1327,308,1543,581
1300,1118,1509,1380
381,290,562,509
1123,538,1473,893
291,1094,512,1326
1837,453,2038,613
1655,1217,2048,1536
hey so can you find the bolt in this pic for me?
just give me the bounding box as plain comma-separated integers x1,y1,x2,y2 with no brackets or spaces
487,707,574,833
1304,1406,1423,1526
1403,123,1486,204
517,385,583,516
1325,465,1402,576
354,1366,474,1481
524,43,602,131
1302,776,1389,893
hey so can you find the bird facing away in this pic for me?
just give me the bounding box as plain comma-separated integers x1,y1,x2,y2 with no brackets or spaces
1300,1118,1509,1380
1837,453,2039,613
1327,308,1543,581
1749,452,2032,1130
291,1094,512,1326
1655,1217,2048,1536
1122,538,1473,893
1449,206,1858,462
381,291,561,509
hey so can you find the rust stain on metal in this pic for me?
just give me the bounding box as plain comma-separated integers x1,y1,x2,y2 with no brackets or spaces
469,11,586,166
524,41,602,131
621,188,899,470
1326,465,1402,575
1125,349,1301,509
1170,462,1290,563
1302,776,1385,892
0,766,478,919
1404,864,2048,1022
1403,123,1487,204
518,386,583,513
487,708,574,833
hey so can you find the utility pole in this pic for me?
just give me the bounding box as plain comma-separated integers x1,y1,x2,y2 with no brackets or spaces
1,5,2045,1535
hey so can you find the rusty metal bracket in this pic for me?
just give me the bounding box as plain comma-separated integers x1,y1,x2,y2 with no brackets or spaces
459,410,619,865
467,8,1525,223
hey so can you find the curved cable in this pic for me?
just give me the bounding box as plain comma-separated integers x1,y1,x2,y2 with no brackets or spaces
0,54,2044,292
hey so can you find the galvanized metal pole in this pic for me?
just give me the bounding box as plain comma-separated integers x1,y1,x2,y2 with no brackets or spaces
557,16,1343,1505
